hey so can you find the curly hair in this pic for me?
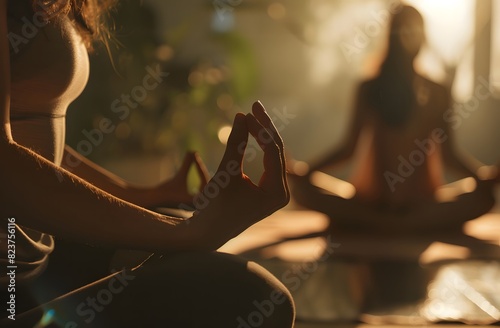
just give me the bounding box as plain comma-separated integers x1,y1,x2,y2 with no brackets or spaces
7,0,116,49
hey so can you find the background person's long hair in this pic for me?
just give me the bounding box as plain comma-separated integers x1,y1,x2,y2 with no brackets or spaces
371,5,424,127
7,0,116,50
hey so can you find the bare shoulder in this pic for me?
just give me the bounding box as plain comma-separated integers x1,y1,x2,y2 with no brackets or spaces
10,16,88,100
11,17,83,67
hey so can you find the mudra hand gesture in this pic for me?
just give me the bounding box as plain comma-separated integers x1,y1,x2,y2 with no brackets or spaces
191,101,290,247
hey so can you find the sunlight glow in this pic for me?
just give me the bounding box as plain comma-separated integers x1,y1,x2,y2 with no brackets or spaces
261,237,327,262
217,125,232,145
291,160,310,176
310,171,356,199
34,309,55,328
491,1,500,90
419,242,471,264
435,177,477,202
422,266,500,321
405,0,474,64
405,0,475,100
268,2,287,21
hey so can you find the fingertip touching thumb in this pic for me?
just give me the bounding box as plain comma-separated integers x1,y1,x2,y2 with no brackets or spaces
227,113,248,145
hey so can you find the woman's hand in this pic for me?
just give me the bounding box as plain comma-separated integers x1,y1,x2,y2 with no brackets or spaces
191,101,289,248
476,164,499,182
147,151,210,208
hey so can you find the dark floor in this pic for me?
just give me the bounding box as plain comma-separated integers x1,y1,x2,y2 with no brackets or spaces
220,188,500,326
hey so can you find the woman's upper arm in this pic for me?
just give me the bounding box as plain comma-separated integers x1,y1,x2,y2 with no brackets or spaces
438,86,459,159
437,85,481,177
0,0,13,143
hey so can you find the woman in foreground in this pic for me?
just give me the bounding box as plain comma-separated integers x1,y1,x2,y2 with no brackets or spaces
0,1,294,326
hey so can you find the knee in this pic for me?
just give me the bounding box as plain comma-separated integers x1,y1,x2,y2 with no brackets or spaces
290,176,317,208
469,183,496,215
135,252,295,327
236,260,295,328
480,192,496,213
192,252,295,328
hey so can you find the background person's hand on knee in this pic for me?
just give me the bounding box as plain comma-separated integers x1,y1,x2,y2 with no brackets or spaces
146,151,210,208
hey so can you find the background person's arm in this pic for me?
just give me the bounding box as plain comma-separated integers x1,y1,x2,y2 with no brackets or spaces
441,135,497,182
308,83,366,173
439,87,495,181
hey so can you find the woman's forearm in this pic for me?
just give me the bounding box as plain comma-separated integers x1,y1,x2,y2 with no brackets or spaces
61,145,157,206
61,145,195,208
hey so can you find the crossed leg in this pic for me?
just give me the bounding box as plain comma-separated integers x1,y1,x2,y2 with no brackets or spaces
2,252,295,328
291,173,495,233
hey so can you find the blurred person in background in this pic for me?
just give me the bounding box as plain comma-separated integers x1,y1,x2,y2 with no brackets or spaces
291,5,497,234
0,0,294,326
